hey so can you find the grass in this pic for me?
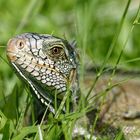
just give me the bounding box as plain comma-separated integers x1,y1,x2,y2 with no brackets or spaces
0,0,140,139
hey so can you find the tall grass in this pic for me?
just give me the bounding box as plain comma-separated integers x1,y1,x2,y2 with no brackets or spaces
0,0,140,139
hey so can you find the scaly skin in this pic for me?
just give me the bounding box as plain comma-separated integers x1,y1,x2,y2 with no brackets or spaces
6,33,79,114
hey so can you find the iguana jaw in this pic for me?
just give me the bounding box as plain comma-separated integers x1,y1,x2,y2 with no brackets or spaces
11,62,55,113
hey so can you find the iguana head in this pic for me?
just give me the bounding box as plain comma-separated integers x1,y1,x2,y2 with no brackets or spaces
7,33,79,113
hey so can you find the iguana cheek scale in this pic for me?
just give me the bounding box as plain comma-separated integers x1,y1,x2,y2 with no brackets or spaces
6,33,79,114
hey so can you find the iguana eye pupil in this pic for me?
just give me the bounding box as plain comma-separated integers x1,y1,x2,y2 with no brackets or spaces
51,47,62,55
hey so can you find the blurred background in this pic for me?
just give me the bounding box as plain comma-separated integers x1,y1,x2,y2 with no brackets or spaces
0,0,140,62
0,0,140,68
0,0,140,122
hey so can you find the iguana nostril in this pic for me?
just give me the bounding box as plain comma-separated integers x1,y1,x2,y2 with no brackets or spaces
16,40,25,49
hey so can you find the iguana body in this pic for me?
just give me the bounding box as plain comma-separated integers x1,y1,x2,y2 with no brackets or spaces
6,33,140,139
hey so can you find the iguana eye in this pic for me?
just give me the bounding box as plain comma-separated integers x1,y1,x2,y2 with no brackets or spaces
51,47,62,55
42,40,65,58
